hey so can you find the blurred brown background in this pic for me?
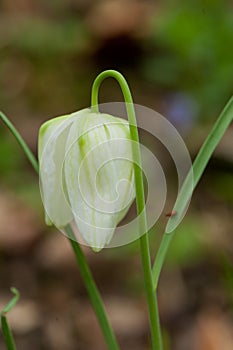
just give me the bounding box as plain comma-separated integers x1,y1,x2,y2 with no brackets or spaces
0,0,233,349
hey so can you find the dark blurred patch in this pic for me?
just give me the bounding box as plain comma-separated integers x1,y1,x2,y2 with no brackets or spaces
93,35,143,70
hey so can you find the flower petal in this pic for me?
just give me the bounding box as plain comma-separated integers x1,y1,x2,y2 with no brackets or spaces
38,109,89,227
64,111,135,250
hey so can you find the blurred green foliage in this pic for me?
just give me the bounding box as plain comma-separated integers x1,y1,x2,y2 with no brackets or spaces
166,215,205,266
0,132,24,176
8,18,88,57
1,0,232,120
207,172,233,203
142,0,233,119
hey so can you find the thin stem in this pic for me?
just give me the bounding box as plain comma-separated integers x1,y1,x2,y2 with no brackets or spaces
91,70,163,350
0,112,119,350
0,112,39,173
0,288,20,350
152,96,233,290
65,226,119,350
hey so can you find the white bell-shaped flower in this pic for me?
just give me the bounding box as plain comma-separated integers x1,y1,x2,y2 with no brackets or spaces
38,108,135,251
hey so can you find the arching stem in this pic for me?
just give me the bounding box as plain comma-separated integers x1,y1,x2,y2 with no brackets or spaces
91,70,163,350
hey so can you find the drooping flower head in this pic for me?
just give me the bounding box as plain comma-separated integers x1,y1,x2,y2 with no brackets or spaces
39,108,135,251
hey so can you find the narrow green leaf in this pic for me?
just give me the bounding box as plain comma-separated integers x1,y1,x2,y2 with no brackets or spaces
153,96,233,289
1,316,16,350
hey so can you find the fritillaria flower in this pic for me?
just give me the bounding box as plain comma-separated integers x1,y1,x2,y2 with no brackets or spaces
38,109,135,251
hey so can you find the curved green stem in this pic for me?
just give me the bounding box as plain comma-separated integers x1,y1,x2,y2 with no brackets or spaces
0,288,20,316
0,112,119,350
91,70,163,350
152,96,233,290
